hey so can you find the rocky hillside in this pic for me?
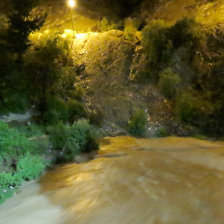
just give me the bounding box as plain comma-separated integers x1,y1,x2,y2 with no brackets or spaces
2,0,224,136
26,0,224,136
142,0,224,26
70,31,175,136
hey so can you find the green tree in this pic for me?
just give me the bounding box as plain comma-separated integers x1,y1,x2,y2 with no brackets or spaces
7,0,45,60
0,0,45,111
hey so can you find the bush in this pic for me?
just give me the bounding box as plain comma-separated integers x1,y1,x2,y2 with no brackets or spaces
43,97,86,124
42,97,68,124
67,99,86,123
158,68,181,99
124,17,138,41
16,124,43,138
48,120,99,162
175,91,212,124
0,122,48,204
168,17,203,49
98,17,118,32
47,122,69,151
88,108,104,127
17,154,48,180
0,172,23,188
0,91,29,114
142,19,170,78
141,18,203,81
24,36,75,114
0,121,33,156
175,92,199,123
128,110,147,137
155,127,170,137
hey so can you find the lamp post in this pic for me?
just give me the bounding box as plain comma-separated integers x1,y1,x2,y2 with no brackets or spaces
67,0,76,48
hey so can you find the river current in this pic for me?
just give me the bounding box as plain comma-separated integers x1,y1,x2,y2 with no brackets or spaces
1,136,224,224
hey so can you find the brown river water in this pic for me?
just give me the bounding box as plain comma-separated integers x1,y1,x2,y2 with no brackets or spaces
1,136,224,224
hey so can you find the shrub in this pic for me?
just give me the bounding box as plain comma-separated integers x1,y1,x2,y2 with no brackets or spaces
43,97,69,124
47,122,69,151
0,91,29,114
124,17,138,41
43,97,86,124
175,92,199,123
128,110,147,137
142,19,170,77
88,108,104,127
48,120,99,162
24,36,76,114
0,172,22,188
98,17,118,32
67,99,86,123
0,121,33,156
168,17,203,49
16,124,43,138
0,122,48,204
175,91,212,125
158,68,181,99
155,127,170,137
141,18,203,81
17,154,48,180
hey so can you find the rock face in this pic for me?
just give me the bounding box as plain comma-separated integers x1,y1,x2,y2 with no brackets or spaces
71,31,175,136
141,0,224,26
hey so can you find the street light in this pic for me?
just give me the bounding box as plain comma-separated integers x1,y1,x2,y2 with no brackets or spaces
67,0,76,49
68,0,76,8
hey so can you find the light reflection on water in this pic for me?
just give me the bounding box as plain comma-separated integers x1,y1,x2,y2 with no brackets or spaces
1,136,224,224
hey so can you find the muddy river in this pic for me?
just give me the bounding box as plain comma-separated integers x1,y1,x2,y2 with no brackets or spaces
1,136,224,224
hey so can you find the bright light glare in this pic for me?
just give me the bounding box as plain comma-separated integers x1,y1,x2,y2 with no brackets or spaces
68,0,76,8
75,33,87,40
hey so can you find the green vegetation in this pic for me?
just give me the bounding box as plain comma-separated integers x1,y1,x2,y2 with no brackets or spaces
0,118,99,203
48,120,99,162
0,122,48,204
141,18,203,80
98,17,118,32
42,97,86,125
128,110,147,137
0,0,45,113
139,17,224,136
155,127,170,137
158,68,181,99
124,17,138,41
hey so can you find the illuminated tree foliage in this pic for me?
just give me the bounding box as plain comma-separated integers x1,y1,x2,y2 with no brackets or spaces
0,0,45,111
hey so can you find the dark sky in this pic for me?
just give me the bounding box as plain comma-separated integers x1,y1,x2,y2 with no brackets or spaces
77,0,146,19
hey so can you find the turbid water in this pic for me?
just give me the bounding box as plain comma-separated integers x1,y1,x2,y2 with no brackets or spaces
1,136,224,224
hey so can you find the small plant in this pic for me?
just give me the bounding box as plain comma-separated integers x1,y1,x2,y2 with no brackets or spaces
128,110,147,137
158,68,181,99
155,127,170,137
